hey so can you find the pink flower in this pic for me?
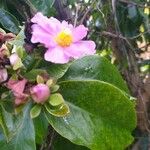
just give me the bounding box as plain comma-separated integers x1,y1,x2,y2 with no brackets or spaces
30,83,50,104
0,69,8,83
31,12,96,64
7,79,28,105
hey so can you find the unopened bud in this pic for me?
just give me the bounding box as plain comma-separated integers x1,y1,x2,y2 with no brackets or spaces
30,84,50,104
9,53,19,66
9,53,23,70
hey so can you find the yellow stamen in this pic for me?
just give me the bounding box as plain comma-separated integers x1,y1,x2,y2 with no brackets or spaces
55,29,73,47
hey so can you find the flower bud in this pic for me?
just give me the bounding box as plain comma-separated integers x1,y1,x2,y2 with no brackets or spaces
30,84,50,104
9,53,23,70
0,69,8,83
9,53,19,66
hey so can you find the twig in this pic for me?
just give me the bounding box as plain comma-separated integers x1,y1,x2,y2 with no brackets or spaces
47,129,55,150
74,4,80,27
119,0,150,8
129,30,150,40
96,1,107,26
139,43,150,50
101,30,150,40
79,0,97,24
101,31,126,39
138,89,150,133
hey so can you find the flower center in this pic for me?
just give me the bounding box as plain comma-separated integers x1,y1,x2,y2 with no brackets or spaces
55,29,73,47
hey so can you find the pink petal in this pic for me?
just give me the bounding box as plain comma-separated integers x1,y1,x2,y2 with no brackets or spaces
31,12,47,24
7,79,28,105
44,46,70,64
31,24,56,47
72,25,88,42
64,40,96,58
48,17,62,33
31,13,61,35
61,21,73,30
31,12,53,33
14,93,28,105
15,98,24,105
7,79,27,93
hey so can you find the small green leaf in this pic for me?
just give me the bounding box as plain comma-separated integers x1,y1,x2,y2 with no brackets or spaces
13,57,23,70
30,105,42,119
36,75,44,84
51,85,60,93
0,27,6,34
16,46,24,58
15,104,25,114
46,79,54,87
49,93,64,106
45,103,70,117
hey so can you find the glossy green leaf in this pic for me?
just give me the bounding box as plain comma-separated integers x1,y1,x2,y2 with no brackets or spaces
23,55,42,72
0,103,36,150
46,63,71,79
30,0,55,16
45,80,136,150
10,26,25,46
33,113,48,144
0,8,20,34
30,104,41,119
60,55,129,93
37,60,71,79
0,103,23,141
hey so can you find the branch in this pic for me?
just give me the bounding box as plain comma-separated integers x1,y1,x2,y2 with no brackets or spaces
101,30,150,40
79,0,97,24
47,129,55,150
101,31,126,39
